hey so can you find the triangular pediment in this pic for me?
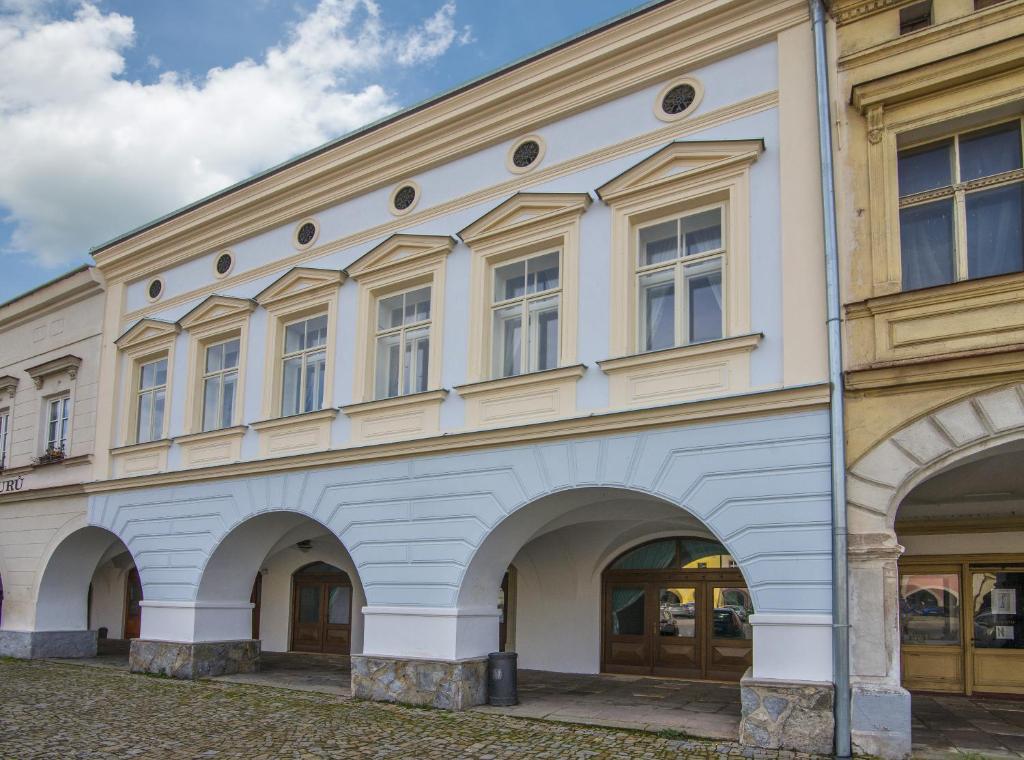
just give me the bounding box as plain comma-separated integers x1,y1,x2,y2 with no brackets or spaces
459,193,592,245
178,295,256,331
115,318,180,350
596,139,764,203
346,235,456,280
255,267,345,307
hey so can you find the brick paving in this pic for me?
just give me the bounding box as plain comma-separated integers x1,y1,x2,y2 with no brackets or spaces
0,658,826,759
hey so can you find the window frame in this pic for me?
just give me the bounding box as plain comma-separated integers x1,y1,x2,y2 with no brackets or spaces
113,318,179,452
897,116,1024,290
489,248,563,379
0,408,10,470
135,356,168,445
373,284,434,400
45,395,71,454
200,336,242,432
633,201,728,353
279,312,329,418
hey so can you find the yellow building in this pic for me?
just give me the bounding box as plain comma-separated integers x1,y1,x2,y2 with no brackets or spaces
831,0,1024,756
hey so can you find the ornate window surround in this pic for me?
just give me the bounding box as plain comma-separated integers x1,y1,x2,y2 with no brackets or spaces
112,318,180,476
596,139,761,408
456,192,590,428
252,267,343,458
174,295,255,468
341,234,454,444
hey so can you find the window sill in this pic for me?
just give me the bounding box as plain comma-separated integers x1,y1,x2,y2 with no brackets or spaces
251,408,338,458
597,333,762,409
32,453,91,470
110,439,172,478
455,364,586,428
341,389,448,445
174,425,248,468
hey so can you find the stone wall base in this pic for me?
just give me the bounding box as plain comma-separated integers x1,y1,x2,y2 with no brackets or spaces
0,629,98,659
351,654,487,710
740,670,835,755
129,639,260,679
852,683,912,759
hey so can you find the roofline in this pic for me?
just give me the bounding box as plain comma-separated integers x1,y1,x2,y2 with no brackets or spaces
0,264,94,311
89,0,673,257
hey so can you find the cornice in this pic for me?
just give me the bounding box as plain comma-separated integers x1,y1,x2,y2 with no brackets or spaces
830,0,908,26
345,234,456,281
454,364,587,397
86,382,829,494
117,90,779,324
0,266,103,330
25,354,82,388
341,389,449,415
458,193,592,245
115,318,180,353
598,333,762,372
91,0,806,284
0,375,18,397
250,407,340,431
254,267,345,309
177,295,255,331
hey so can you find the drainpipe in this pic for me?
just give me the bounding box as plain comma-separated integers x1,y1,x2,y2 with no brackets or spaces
809,1,852,757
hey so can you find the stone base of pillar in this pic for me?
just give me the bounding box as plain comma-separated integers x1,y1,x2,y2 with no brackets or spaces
851,683,912,759
128,639,260,679
739,670,835,755
0,629,98,659
351,654,487,710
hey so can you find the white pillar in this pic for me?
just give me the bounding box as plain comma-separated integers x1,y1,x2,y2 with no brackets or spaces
139,600,254,642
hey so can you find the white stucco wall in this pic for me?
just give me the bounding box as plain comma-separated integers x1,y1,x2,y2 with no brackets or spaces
88,561,128,639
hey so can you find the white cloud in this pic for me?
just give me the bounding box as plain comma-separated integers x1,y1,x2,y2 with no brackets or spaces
0,0,469,266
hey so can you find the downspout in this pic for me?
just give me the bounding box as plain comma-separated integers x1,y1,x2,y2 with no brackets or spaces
809,1,852,757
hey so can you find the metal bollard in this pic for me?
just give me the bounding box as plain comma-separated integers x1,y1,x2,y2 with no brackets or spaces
487,651,518,706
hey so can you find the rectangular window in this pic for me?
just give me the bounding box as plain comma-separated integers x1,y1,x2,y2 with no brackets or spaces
201,338,240,432
491,251,560,378
898,119,1024,291
899,572,961,646
973,570,1024,650
281,315,327,417
0,410,9,469
636,206,725,352
374,287,431,399
45,396,71,454
136,358,167,443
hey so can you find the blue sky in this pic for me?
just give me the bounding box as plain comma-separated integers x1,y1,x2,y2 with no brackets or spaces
0,0,647,303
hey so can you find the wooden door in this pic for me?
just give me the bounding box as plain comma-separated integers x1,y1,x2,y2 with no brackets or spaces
704,583,754,681
603,582,651,673
969,566,1024,695
250,574,262,640
654,583,702,678
290,566,353,655
123,568,143,640
291,580,325,652
322,582,351,655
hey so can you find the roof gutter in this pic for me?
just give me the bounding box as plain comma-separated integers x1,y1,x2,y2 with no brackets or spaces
809,1,852,756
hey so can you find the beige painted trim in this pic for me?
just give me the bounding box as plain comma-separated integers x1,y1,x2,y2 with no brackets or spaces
348,236,454,404
462,192,590,383
292,218,320,251
897,516,1024,536
110,438,172,478
114,326,177,454
93,280,125,479
602,140,760,358
255,268,343,420
145,277,165,303
599,333,761,409
652,76,705,123
388,180,421,217
92,0,805,284
174,425,247,469
341,389,448,444
86,382,829,494
113,90,779,322
179,299,253,436
250,408,338,458
455,364,586,428
505,134,547,175
212,250,236,279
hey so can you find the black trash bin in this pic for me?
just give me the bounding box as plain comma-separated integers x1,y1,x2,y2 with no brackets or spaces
487,651,518,706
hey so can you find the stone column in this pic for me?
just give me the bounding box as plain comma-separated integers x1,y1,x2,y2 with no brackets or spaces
739,613,835,754
848,537,911,760
128,600,259,679
350,606,499,710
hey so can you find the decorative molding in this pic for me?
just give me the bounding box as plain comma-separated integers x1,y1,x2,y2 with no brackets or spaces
116,90,780,324
596,138,764,203
831,0,904,26
455,364,587,429
653,76,705,123
90,0,804,284
25,354,82,389
115,318,180,352
505,134,547,175
254,267,345,309
458,192,592,246
177,295,255,331
174,425,247,469
342,389,448,444
0,375,19,399
251,408,338,458
110,438,172,478
86,382,830,493
896,516,1024,536
387,180,421,217
345,234,456,281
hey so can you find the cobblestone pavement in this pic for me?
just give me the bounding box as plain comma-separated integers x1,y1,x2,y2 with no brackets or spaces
0,659,828,760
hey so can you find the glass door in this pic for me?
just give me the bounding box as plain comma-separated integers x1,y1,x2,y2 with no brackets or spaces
705,584,754,681
604,583,650,672
291,581,324,652
971,568,1024,694
653,584,702,677
323,583,352,655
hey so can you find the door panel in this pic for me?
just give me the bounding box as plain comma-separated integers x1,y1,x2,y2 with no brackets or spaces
323,584,352,655
604,584,649,672
654,584,701,677
705,585,753,681
123,568,143,640
291,582,324,652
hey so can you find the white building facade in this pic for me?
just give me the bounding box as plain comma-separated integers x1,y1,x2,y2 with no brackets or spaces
0,1,840,752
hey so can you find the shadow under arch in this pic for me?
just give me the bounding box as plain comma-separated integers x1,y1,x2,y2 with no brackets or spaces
36,525,135,631
456,485,753,610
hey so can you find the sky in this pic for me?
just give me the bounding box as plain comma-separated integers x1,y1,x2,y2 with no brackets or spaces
0,0,648,303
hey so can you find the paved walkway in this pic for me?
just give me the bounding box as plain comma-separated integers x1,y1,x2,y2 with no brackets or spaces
0,658,823,759
911,693,1024,759
477,669,740,739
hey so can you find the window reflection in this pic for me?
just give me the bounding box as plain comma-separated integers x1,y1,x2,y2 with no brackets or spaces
973,571,1024,650
899,572,961,645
